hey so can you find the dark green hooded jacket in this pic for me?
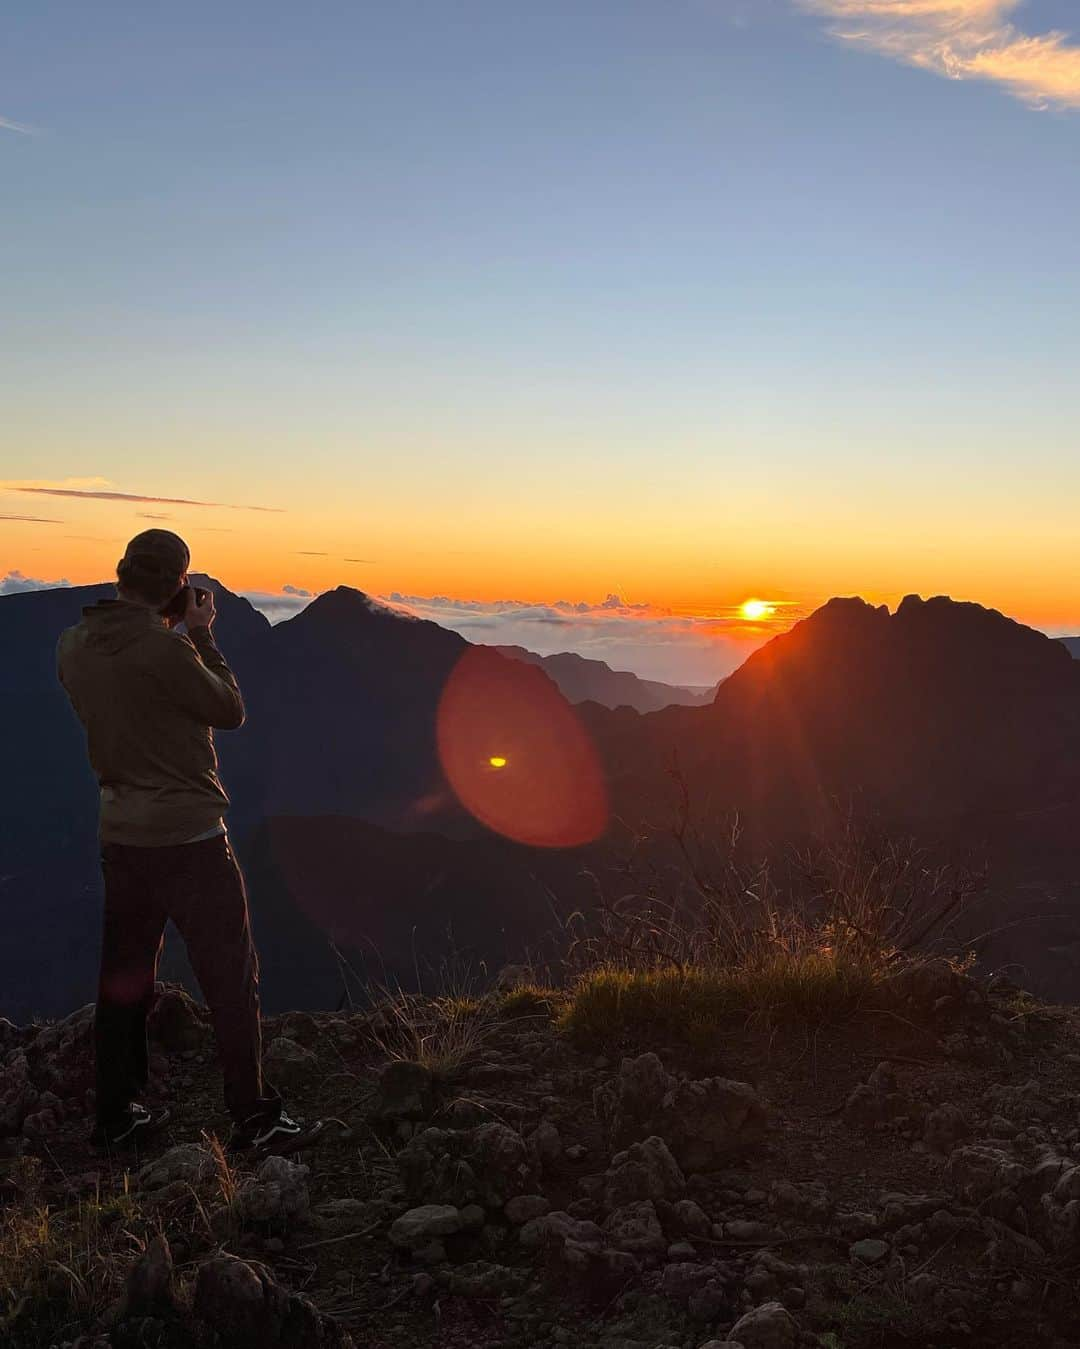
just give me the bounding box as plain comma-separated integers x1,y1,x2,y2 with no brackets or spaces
57,600,244,846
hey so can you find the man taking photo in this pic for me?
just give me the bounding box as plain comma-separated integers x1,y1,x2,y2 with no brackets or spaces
58,529,321,1154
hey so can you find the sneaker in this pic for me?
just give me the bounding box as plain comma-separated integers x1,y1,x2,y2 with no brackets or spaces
228,1108,325,1156
90,1102,171,1149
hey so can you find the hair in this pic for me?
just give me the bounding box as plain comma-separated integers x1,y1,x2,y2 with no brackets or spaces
116,553,184,607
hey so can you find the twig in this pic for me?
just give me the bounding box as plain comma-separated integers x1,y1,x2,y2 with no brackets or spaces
295,1221,382,1252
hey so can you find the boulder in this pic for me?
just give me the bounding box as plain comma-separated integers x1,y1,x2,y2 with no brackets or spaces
123,1234,176,1316
850,1238,889,1264
389,1204,465,1248
147,986,210,1053
527,1120,563,1167
769,1179,830,1221
138,1144,216,1190
264,1037,319,1090
194,1254,353,1348
944,1145,1026,1206
504,1194,550,1225
520,1210,604,1251
373,1060,435,1121
398,1122,538,1209
602,1200,667,1254
728,1301,796,1349
599,1054,767,1170
842,1062,912,1132
603,1136,685,1210
923,1104,970,1153
234,1155,311,1228
0,1054,39,1137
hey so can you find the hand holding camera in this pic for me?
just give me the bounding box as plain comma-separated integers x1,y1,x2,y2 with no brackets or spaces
160,585,214,631
185,587,215,631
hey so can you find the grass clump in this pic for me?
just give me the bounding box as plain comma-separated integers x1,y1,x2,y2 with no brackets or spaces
561,948,886,1045
368,986,499,1075
0,1168,143,1349
555,794,980,1046
498,984,561,1019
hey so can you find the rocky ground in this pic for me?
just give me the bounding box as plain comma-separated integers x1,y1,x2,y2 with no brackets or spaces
5,966,1080,1349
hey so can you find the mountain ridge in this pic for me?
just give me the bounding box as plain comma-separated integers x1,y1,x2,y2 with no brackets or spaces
4,581,1080,1019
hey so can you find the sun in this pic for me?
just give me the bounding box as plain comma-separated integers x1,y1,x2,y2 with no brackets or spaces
739,598,774,622
488,756,508,769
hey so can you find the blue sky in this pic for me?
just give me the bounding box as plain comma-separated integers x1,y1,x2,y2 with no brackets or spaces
3,1,1079,682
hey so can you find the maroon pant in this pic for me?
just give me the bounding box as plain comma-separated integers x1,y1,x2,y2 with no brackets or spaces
96,834,274,1128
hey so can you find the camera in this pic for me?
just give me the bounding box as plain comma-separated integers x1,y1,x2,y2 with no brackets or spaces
160,585,208,621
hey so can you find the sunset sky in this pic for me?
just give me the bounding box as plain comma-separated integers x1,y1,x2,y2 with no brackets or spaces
3,1,1079,683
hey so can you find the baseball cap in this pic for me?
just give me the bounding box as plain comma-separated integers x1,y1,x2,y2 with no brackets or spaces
120,529,191,579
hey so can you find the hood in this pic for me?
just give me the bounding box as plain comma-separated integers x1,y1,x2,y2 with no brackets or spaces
80,600,166,655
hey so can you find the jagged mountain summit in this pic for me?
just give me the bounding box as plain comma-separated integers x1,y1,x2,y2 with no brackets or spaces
591,593,1080,834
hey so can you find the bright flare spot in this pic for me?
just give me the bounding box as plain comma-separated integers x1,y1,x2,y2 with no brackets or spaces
740,598,774,621
489,756,508,769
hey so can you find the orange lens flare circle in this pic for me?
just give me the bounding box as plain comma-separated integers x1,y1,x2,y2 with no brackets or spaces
437,647,609,848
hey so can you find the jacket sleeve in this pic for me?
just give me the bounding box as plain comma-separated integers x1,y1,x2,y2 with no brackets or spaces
155,627,246,730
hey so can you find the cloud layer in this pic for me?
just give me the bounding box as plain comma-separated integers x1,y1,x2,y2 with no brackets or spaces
0,570,71,595
381,593,779,686
238,585,792,684
802,0,1080,108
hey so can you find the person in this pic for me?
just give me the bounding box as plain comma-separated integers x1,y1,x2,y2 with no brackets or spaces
57,529,321,1153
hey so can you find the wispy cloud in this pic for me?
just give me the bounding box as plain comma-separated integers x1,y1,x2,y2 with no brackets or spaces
801,0,1080,108
0,115,34,135
343,557,377,564
136,511,173,520
0,513,62,523
296,550,328,556
11,486,283,512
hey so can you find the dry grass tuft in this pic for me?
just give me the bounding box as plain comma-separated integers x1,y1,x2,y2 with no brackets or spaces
0,1167,142,1348
367,986,499,1075
556,794,981,1046
498,984,561,1019
561,950,887,1045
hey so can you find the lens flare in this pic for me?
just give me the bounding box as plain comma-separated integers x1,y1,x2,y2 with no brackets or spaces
437,647,608,848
